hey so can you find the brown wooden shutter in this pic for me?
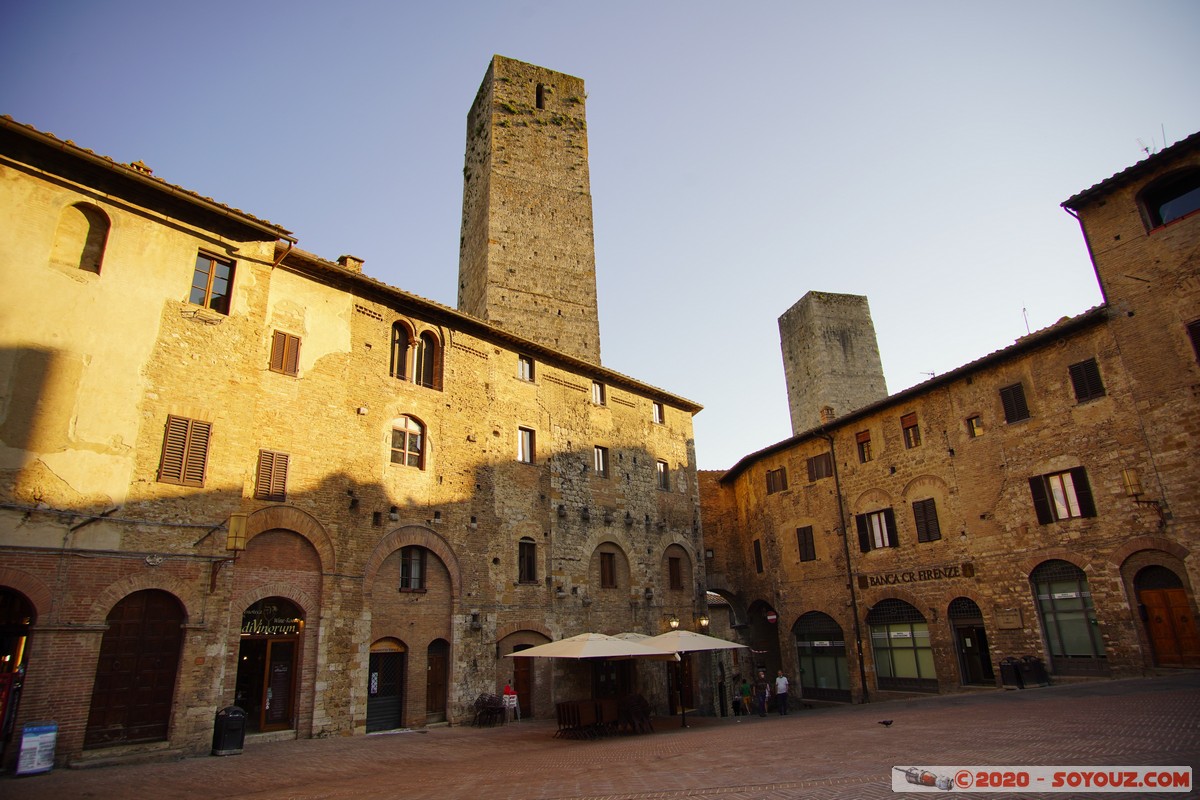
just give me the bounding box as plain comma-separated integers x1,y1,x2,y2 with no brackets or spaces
158,416,190,484
255,450,288,502
1070,466,1096,518
856,515,871,552
270,331,301,376
1029,476,1054,524
181,420,211,486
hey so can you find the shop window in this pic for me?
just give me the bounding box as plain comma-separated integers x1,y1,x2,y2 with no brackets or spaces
190,252,234,314
1000,383,1030,423
856,430,872,463
1029,467,1096,524
254,450,289,502
1030,559,1106,675
1068,358,1106,403
158,415,211,487
856,508,897,552
901,412,921,448
797,526,816,562
766,467,788,494
866,599,937,692
269,331,301,376
912,498,941,542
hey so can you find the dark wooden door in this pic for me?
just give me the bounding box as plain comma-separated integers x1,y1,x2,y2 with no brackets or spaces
85,590,183,748
512,649,533,718
1142,588,1200,668
954,624,995,685
262,640,296,731
366,652,405,732
426,641,448,722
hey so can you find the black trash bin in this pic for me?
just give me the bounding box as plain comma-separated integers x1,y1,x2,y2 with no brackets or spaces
212,705,247,756
1017,656,1050,688
998,657,1024,689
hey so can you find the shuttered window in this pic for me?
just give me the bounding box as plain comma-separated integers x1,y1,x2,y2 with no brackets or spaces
901,413,921,448
912,498,942,542
856,430,872,463
766,467,788,494
856,508,897,552
1000,383,1030,423
797,526,816,562
269,331,301,376
1068,358,1106,402
807,453,832,482
255,450,289,502
1029,467,1097,524
157,415,211,487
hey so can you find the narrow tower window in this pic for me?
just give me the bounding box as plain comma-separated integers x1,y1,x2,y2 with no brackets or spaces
535,83,545,109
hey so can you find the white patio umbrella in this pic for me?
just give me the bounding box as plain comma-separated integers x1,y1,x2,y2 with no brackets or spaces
643,629,746,653
503,632,679,660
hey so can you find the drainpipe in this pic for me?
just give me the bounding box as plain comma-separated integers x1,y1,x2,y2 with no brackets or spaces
821,431,869,703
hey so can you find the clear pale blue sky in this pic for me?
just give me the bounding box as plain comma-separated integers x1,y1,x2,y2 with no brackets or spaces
4,1,1198,470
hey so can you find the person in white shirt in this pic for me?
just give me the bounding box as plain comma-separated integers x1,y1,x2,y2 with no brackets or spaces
774,671,790,715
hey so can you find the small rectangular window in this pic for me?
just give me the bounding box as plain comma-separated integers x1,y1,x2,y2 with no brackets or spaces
518,355,535,382
269,331,301,376
190,252,234,314
600,551,617,588
592,381,606,405
797,526,816,562
158,415,212,487
1029,467,1097,524
856,430,872,463
593,446,609,478
254,450,289,502
1000,383,1030,423
518,427,535,464
901,413,921,448
855,508,897,552
966,416,984,437
518,539,537,583
652,401,664,424
807,453,833,482
656,460,669,490
1068,358,1106,402
912,498,941,543
766,467,788,494
400,546,426,591
668,556,683,590
753,539,764,574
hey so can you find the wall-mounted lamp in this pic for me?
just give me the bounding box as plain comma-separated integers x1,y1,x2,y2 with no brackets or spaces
1123,467,1166,525
668,615,680,630
698,614,710,629
226,512,247,551
644,586,654,603
624,511,634,526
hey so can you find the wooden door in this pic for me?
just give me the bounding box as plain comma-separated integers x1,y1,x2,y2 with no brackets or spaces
262,640,297,731
85,590,183,748
512,650,533,718
425,640,448,722
1141,588,1200,668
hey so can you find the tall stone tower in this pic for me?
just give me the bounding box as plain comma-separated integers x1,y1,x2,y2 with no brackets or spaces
458,56,602,364
779,291,888,434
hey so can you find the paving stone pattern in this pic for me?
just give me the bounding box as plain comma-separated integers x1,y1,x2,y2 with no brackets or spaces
4,674,1198,800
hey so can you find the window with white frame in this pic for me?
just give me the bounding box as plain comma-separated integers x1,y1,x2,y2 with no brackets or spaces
1029,467,1097,524
517,427,535,464
855,508,898,551
593,446,610,478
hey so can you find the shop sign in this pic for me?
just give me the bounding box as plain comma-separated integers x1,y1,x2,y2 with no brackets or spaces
241,604,302,636
857,562,975,589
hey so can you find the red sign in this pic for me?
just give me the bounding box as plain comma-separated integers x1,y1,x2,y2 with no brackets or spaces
765,611,778,624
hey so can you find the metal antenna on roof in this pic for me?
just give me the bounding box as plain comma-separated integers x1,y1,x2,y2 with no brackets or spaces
1137,138,1151,157
1023,307,1030,335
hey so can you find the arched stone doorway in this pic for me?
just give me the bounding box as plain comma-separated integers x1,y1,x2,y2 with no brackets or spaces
793,611,850,702
236,597,304,733
746,600,781,675
0,588,35,755
1030,559,1108,676
84,589,184,748
1135,565,1200,668
865,599,936,693
948,597,994,685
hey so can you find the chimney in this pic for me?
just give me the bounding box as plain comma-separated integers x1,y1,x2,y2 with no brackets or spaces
337,254,364,273
819,405,837,424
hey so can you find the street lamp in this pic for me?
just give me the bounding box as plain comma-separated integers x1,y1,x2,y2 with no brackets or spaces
698,614,710,629
668,615,680,629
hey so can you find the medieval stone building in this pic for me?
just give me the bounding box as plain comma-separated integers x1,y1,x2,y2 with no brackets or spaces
702,132,1200,703
0,56,706,767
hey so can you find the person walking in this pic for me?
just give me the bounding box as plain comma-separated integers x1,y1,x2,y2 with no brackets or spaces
754,670,770,717
775,670,790,715
738,676,753,716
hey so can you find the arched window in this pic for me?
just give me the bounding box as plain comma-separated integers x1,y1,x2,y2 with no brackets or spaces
1030,559,1107,675
793,611,850,702
389,322,411,379
414,331,442,390
390,415,425,469
51,203,109,273
1140,168,1200,229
